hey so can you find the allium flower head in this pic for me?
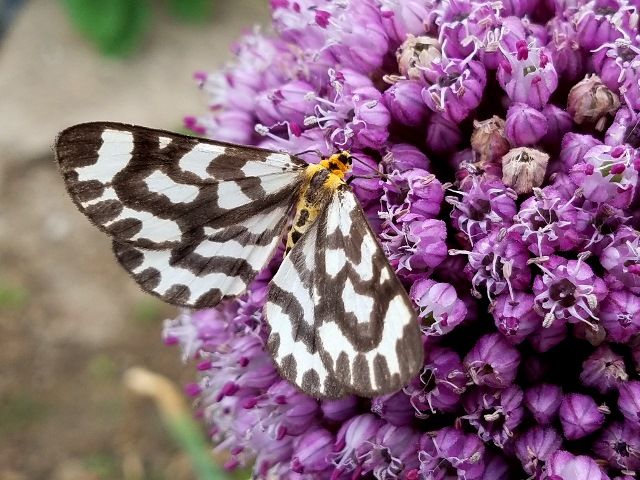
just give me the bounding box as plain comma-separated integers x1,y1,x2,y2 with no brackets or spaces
167,0,640,477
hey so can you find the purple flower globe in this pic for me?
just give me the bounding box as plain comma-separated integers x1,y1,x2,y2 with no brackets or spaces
164,0,640,477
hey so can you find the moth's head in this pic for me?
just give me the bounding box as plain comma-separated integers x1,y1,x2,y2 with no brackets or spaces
321,150,352,178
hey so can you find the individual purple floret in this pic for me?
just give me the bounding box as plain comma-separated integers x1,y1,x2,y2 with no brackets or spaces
403,343,466,416
504,102,548,146
290,428,334,475
447,179,517,244
581,344,629,394
464,333,521,388
451,230,531,301
617,381,640,428
410,279,467,336
559,393,607,440
417,427,486,480
525,383,562,426
360,424,420,478
491,291,542,344
370,390,415,426
546,450,611,480
422,57,487,123
497,41,558,110
383,79,429,126
600,226,640,294
329,414,382,479
514,425,562,478
599,289,640,343
533,255,608,329
462,385,525,447
594,421,640,475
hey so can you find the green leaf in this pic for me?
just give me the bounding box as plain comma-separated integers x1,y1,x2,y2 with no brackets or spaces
166,0,213,23
61,0,151,56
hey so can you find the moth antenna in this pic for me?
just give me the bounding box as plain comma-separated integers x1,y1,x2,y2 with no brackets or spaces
349,155,388,183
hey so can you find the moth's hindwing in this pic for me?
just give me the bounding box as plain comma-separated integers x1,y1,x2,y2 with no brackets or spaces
266,216,347,399
56,122,307,308
315,188,423,396
266,187,423,397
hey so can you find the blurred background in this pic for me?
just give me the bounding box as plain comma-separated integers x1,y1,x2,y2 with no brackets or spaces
0,1,269,478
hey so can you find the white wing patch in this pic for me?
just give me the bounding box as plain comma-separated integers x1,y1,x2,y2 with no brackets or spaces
158,136,172,149
143,170,200,203
179,144,225,179
75,129,133,182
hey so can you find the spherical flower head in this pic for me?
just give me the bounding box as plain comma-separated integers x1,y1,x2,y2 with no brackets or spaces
533,255,608,329
617,380,640,429
547,450,612,480
410,279,467,336
559,393,607,440
417,427,486,480
525,383,562,425
447,179,517,244
463,332,521,389
172,0,640,476
462,385,525,447
594,421,640,474
581,344,629,394
403,343,466,416
497,41,558,109
514,426,562,477
422,57,487,123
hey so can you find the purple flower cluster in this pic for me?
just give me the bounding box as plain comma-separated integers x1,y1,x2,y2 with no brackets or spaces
167,0,640,478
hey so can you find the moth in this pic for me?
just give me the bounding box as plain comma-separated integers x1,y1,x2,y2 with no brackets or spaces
55,122,424,398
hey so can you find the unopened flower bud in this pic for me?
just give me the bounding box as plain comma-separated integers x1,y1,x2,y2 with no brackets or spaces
559,393,606,440
397,35,441,81
567,74,620,131
471,116,510,164
505,103,549,146
502,147,549,195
